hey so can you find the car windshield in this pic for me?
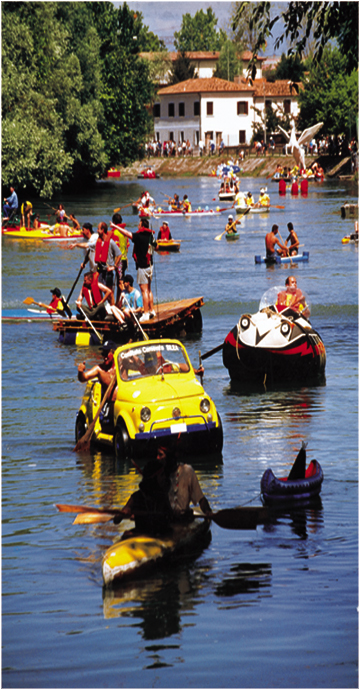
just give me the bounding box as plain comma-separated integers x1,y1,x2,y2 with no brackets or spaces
117,342,190,381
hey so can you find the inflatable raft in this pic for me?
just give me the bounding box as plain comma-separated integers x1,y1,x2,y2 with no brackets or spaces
155,239,181,252
102,518,211,585
261,460,323,505
255,251,309,265
2,224,82,241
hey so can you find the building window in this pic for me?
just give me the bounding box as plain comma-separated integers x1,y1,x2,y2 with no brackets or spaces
179,102,185,117
237,101,248,115
194,102,200,116
169,131,174,141
153,103,160,118
239,130,246,144
206,101,213,116
168,103,175,117
195,131,200,145
284,100,291,114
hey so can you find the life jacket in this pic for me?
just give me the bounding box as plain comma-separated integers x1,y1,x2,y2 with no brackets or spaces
159,226,171,240
47,295,64,315
183,200,192,212
133,227,155,267
82,277,103,308
95,233,113,263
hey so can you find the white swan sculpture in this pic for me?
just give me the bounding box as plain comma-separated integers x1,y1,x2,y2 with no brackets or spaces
278,120,323,170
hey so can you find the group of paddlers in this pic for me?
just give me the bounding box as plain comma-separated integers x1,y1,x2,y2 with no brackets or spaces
265,223,300,258
136,190,192,215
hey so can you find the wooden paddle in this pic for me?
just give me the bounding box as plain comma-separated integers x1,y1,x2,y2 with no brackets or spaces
215,207,249,241
78,305,104,344
113,202,136,213
201,343,224,361
73,371,117,453
65,251,89,305
55,501,269,529
23,297,56,312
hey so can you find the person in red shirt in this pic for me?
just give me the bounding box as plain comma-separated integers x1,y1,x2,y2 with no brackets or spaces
157,221,172,241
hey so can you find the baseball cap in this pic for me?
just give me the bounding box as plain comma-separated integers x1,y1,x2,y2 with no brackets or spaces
100,340,117,355
50,287,61,297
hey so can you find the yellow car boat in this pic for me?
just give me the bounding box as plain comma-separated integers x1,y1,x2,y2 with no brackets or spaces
2,223,83,241
76,338,223,459
102,518,211,585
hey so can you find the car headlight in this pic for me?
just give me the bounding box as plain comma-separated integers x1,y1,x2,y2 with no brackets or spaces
172,407,181,418
280,322,291,337
200,398,211,413
140,406,151,422
240,315,251,330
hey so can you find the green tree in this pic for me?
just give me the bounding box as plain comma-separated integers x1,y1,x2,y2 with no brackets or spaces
168,51,197,85
213,40,242,82
298,47,358,138
233,1,359,79
174,7,227,52
275,53,305,81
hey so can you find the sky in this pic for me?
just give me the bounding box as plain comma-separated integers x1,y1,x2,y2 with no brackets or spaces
113,1,286,54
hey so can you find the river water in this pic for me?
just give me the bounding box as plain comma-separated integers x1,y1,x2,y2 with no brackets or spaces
2,175,358,688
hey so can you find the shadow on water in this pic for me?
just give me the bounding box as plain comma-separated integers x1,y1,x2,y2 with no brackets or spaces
263,499,324,540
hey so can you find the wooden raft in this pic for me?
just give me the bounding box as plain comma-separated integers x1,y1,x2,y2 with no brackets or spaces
52,296,204,344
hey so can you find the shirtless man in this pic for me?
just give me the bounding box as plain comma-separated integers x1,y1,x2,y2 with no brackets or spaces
277,276,309,316
285,222,300,255
265,224,287,258
77,340,117,399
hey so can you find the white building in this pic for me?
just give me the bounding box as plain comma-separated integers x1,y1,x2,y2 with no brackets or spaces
154,77,301,149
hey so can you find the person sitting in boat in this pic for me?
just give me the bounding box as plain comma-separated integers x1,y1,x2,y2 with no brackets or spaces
265,225,287,259
113,459,173,537
256,187,270,208
285,222,300,255
33,213,41,230
77,340,118,405
76,271,114,321
157,221,172,241
68,213,81,230
276,276,309,317
235,188,246,209
157,446,212,522
246,191,255,207
170,194,181,210
181,195,192,212
111,274,143,326
225,215,241,235
20,201,33,230
37,287,72,318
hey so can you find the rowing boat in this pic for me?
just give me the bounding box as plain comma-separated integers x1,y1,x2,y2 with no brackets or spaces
155,239,181,252
218,190,236,202
102,518,211,585
255,251,309,264
143,208,226,218
2,224,82,241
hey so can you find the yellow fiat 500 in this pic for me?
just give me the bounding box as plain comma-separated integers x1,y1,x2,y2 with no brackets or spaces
75,339,223,459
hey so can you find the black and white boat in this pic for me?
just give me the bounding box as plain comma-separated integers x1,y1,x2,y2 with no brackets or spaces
222,286,326,386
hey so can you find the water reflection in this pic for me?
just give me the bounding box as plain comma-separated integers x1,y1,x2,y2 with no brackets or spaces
214,562,272,607
264,501,324,540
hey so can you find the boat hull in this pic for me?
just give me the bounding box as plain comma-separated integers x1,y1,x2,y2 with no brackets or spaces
155,240,181,252
255,251,309,265
2,224,82,241
222,307,326,386
226,232,239,240
261,460,323,504
102,519,211,585
219,192,236,202
235,205,270,214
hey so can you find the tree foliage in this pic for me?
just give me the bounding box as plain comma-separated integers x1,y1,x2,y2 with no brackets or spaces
233,1,359,80
174,7,227,52
213,41,243,82
1,1,160,196
169,52,197,85
274,53,305,82
298,47,358,138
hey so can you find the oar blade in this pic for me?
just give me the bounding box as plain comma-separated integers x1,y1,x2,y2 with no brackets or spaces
212,506,269,530
55,503,97,514
23,297,35,305
73,512,114,524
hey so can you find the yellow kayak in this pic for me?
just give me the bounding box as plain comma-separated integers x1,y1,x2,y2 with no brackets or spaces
155,239,181,252
2,224,83,241
102,518,210,585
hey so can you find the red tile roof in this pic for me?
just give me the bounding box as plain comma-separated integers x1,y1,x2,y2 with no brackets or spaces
253,79,303,97
158,77,254,95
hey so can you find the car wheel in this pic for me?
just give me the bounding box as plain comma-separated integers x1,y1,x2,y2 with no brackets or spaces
214,413,223,452
114,420,131,461
75,411,87,442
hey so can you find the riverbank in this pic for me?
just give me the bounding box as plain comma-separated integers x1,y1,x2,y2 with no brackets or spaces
116,153,356,180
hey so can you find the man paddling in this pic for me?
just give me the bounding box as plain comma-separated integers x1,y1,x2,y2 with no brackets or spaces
77,340,117,399
156,446,212,521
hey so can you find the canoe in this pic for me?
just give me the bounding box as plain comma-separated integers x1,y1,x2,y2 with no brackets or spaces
2,224,82,241
155,239,181,252
222,291,326,386
342,234,358,244
102,518,210,585
226,232,239,240
137,170,160,179
261,460,323,505
255,251,309,264
235,205,270,214
107,170,121,178
2,308,60,323
150,208,225,218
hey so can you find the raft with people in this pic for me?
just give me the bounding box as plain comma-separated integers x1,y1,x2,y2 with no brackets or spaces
222,284,326,386
2,223,83,241
255,251,309,264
